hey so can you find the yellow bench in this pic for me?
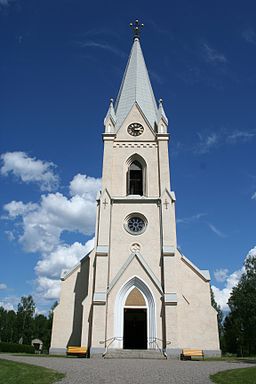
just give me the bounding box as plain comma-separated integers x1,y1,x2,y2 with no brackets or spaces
180,349,204,360
66,346,87,357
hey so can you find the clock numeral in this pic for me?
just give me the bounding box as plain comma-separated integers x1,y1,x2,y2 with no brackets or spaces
127,123,144,136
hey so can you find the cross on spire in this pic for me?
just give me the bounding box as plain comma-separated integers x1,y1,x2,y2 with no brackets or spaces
130,19,144,40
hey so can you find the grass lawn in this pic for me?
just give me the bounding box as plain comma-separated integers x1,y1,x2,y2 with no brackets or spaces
0,359,65,384
211,366,256,384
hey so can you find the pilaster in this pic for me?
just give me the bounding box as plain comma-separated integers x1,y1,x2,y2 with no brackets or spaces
102,133,115,192
157,133,170,194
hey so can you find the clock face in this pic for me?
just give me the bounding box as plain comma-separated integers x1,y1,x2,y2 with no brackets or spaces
127,122,144,136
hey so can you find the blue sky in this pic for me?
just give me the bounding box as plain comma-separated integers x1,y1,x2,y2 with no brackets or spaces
0,0,256,313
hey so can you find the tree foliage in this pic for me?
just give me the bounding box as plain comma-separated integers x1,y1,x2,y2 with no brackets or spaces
0,296,57,352
16,295,36,344
210,287,223,335
210,287,224,350
224,254,256,356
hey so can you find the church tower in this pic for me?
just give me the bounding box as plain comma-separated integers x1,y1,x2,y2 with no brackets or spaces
50,21,220,357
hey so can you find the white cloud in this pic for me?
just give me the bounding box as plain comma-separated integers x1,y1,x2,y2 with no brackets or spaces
177,213,227,238
247,245,256,258
0,296,19,311
227,130,256,143
5,230,15,241
78,40,125,58
177,212,206,224
35,239,94,278
0,301,14,311
194,132,219,154
0,283,7,290
242,28,256,45
214,268,229,283
252,192,256,200
205,133,218,146
3,200,38,218
35,238,94,300
36,277,61,301
1,151,59,191
207,223,226,238
212,269,243,311
177,128,255,157
70,173,101,200
4,173,100,253
212,246,256,310
21,193,96,252
202,43,227,64
3,168,100,302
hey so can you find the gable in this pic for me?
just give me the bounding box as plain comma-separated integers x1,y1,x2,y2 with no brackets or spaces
115,103,156,142
108,251,163,294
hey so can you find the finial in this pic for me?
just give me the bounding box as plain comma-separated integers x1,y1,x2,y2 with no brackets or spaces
110,98,114,104
130,19,144,40
158,99,164,110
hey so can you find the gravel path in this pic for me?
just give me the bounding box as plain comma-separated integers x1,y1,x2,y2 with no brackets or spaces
1,354,255,384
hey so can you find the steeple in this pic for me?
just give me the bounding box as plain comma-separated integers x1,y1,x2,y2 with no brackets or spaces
113,21,159,130
50,20,220,360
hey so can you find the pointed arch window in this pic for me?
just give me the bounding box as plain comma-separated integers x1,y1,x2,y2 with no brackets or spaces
127,160,143,195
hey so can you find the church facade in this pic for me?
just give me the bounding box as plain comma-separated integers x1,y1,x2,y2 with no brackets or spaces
50,23,220,358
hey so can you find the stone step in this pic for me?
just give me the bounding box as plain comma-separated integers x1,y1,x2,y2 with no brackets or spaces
104,349,167,360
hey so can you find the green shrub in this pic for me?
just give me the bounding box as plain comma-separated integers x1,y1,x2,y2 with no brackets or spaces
0,342,35,354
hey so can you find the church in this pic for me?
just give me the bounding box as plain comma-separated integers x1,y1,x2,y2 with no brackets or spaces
50,21,220,358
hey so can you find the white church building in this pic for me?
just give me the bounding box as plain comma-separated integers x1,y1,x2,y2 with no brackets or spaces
50,21,220,358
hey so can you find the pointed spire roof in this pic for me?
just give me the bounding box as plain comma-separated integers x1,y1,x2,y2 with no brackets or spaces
114,37,158,130
104,98,116,125
157,99,168,125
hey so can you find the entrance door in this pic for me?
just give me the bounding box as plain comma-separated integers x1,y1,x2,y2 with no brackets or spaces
123,308,147,349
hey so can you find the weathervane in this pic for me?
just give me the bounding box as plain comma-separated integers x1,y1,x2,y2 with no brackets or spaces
130,19,144,40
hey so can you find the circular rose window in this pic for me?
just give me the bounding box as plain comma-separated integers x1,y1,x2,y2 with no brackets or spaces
124,213,147,235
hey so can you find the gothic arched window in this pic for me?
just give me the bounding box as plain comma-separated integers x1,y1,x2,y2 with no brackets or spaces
127,160,143,195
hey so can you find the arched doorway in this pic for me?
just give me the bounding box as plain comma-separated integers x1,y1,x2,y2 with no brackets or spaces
114,277,156,350
123,287,147,349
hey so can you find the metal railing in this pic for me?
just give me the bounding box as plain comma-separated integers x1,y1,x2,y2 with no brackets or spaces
99,336,171,358
149,337,171,359
99,337,123,357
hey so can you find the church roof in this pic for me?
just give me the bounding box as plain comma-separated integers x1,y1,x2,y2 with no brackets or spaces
114,37,158,130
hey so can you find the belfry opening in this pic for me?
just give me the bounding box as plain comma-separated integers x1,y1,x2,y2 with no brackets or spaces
127,161,143,195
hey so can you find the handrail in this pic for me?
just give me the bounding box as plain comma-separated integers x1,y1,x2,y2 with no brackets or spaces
149,337,171,359
99,337,123,357
99,337,121,345
100,336,171,358
149,338,162,354
153,337,172,345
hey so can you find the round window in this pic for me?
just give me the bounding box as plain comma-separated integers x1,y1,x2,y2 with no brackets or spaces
124,213,147,235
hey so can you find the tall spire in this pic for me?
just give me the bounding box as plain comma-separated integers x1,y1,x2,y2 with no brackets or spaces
114,21,158,130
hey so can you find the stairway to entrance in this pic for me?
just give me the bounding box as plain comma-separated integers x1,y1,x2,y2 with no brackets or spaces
103,349,167,360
